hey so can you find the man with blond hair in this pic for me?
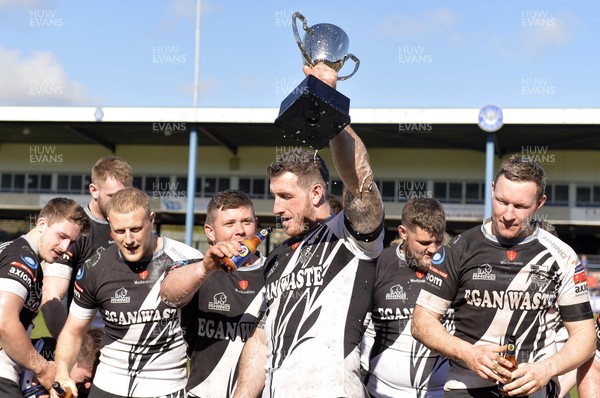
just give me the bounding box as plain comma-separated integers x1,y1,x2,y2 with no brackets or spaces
42,156,133,337
0,198,89,396
52,188,201,398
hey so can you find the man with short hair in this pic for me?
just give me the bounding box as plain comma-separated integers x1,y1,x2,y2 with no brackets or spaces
413,154,596,398
233,62,385,398
52,188,201,398
42,156,133,337
362,197,452,398
0,198,89,396
161,189,267,398
21,327,103,398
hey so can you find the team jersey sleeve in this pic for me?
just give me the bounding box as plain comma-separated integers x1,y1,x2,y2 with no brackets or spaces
42,261,73,279
555,251,593,322
327,212,384,260
71,261,98,312
0,244,40,300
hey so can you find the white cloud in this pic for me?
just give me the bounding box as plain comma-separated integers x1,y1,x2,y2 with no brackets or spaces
519,10,576,56
0,46,90,105
375,8,458,38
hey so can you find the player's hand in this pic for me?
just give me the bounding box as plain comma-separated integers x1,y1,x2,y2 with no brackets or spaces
498,360,553,396
204,241,244,271
462,343,514,383
35,360,56,392
303,62,338,89
49,379,77,398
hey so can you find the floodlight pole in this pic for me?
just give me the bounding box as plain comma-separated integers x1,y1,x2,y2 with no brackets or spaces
484,132,494,219
185,0,202,246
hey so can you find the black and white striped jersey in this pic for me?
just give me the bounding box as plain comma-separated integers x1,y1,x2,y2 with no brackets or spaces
364,244,453,398
262,213,383,398
70,237,202,397
182,254,266,398
417,222,593,392
0,236,43,385
49,205,112,284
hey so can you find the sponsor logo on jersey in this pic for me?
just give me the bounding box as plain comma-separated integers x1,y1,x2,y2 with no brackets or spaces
239,280,249,290
506,251,517,262
428,266,448,278
197,318,257,341
540,234,568,259
10,261,35,280
464,289,557,310
21,255,39,269
9,262,35,287
573,264,587,285
386,284,407,300
473,263,496,280
104,307,177,325
76,266,85,280
432,248,445,265
377,307,411,320
110,287,131,304
415,270,426,279
84,247,104,268
139,270,149,280
208,292,230,311
264,265,325,301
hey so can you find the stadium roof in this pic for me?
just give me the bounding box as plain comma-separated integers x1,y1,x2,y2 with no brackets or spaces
1,107,600,155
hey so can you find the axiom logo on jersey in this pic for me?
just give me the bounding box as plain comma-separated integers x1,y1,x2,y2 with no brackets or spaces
110,287,131,304
472,264,496,280
386,284,407,300
9,262,35,287
208,292,231,311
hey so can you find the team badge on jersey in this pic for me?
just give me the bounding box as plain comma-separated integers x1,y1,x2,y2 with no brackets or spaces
432,247,445,265
473,263,496,280
110,287,131,304
385,284,407,300
21,255,39,269
208,292,230,311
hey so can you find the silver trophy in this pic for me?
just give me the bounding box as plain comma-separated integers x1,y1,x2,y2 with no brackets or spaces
274,12,360,149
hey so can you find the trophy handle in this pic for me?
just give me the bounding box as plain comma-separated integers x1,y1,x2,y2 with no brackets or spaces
337,54,360,81
292,11,314,66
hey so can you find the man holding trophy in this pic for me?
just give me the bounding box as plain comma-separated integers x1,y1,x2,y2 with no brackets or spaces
234,12,384,398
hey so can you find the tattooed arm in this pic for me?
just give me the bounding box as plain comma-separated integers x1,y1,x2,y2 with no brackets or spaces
303,63,384,234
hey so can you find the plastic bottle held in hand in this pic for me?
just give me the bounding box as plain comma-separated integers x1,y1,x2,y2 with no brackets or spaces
498,335,519,396
220,226,272,272
52,381,73,398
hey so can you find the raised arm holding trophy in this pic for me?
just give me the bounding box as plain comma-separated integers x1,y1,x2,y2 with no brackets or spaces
274,11,360,149
234,11,384,398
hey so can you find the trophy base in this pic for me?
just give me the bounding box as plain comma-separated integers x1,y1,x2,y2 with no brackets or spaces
274,75,350,150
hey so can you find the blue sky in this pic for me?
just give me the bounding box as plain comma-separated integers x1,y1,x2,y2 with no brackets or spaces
1,0,598,109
